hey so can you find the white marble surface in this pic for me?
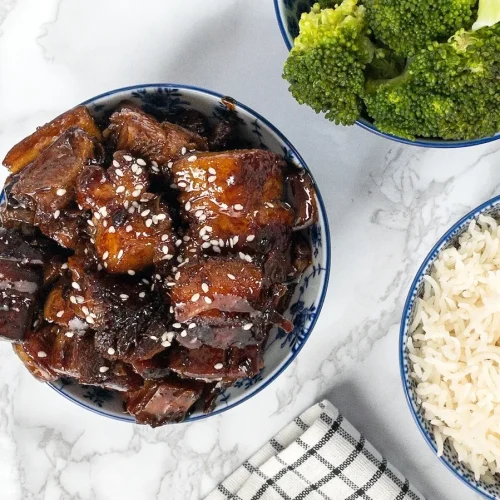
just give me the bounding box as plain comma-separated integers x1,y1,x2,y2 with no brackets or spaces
0,0,498,498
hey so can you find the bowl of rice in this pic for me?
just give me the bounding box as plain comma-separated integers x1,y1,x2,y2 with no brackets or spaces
401,195,500,499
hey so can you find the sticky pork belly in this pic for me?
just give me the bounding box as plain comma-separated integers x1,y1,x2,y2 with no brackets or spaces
0,99,315,426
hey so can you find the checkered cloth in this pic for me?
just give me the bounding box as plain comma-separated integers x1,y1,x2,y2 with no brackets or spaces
206,400,424,500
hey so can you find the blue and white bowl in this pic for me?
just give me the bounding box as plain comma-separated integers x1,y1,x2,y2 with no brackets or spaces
42,84,331,423
274,0,500,148
400,195,500,498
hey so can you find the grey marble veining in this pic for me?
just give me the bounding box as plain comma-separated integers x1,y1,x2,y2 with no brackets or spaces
0,0,496,499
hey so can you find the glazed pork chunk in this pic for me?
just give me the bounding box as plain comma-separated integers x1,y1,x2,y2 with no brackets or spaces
76,151,176,273
3,106,102,174
172,150,295,257
104,104,208,170
0,229,44,343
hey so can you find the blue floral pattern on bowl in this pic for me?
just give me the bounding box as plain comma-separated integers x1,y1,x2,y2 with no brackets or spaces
45,84,331,424
273,0,500,149
400,195,500,499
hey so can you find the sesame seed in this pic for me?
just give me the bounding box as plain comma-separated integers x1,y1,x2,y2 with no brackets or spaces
72,282,81,290
118,250,124,259
141,209,150,217
155,274,161,280
82,306,90,316
205,226,213,232
245,254,252,262
162,246,169,254
76,296,85,303
168,161,174,168
150,336,158,340
103,251,109,260
181,147,187,155
180,330,187,337
87,219,94,227
126,225,133,232
208,167,216,175
161,234,168,241
227,274,236,280
152,215,158,224
137,158,146,166
108,347,115,355
187,155,197,162
139,292,145,298
243,323,253,330
135,184,144,191
86,315,95,324
202,235,210,241
116,186,125,193
70,296,77,304
202,242,211,249
219,239,225,247
128,270,135,275
183,235,191,242
201,283,209,293
188,323,196,329
161,341,171,347
157,213,167,221
56,310,64,318
196,210,204,218
178,182,187,188
152,165,160,173
246,235,255,242
109,226,116,233
199,214,207,222
205,297,212,304
213,246,221,253
113,160,120,167
175,240,182,247
123,155,132,161
239,252,245,260
234,204,243,211
115,168,124,177
233,236,239,245
191,293,200,302
120,294,129,300
208,176,217,183
128,207,135,214
173,323,182,329
65,332,74,338
97,263,103,271
37,351,47,358
214,363,223,370
210,240,219,246
61,263,68,270
145,219,153,227
131,164,138,174
99,366,109,373
103,220,108,228
132,190,141,197
175,272,180,280
99,207,108,216
56,188,66,196
185,202,191,211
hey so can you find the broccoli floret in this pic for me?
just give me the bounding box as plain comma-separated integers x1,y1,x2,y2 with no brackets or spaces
363,24,500,140
282,0,375,126
365,0,477,56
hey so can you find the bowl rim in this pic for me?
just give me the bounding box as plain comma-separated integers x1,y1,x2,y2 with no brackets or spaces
41,82,332,424
399,194,500,499
273,0,500,149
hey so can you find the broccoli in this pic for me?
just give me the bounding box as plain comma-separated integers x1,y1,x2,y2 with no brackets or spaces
363,22,500,140
365,0,477,56
282,0,375,126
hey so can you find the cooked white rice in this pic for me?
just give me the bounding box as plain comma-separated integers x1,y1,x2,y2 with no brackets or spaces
409,214,500,482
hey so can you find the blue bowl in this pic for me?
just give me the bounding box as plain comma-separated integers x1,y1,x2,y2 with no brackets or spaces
274,0,500,149
400,195,500,498
21,83,331,423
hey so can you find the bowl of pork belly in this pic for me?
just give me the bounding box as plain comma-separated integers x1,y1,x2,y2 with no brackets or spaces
0,84,330,426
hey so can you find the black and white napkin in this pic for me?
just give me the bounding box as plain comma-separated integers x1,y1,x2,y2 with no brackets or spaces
207,400,423,500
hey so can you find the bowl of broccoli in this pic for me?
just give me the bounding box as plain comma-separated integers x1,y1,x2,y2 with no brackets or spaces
274,0,500,148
